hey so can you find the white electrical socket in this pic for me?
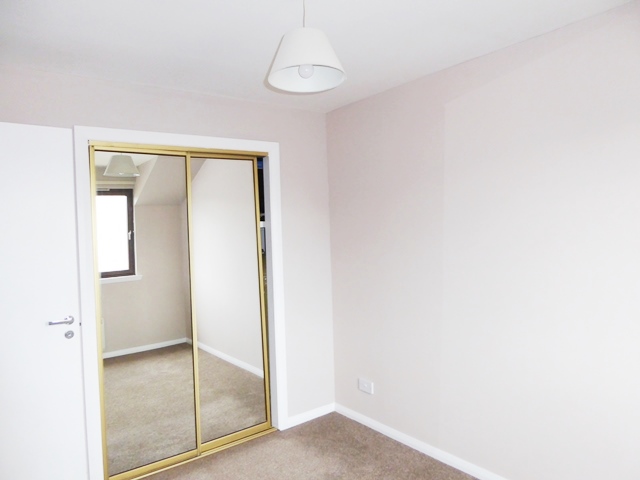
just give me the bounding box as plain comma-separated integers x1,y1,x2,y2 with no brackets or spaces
358,377,374,395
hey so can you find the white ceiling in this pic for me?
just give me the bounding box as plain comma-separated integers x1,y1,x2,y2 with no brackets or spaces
0,0,632,113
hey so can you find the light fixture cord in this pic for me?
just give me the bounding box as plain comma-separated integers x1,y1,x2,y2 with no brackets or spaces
302,0,306,27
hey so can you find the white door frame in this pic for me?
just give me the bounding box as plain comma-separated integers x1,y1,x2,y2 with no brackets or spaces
73,126,288,480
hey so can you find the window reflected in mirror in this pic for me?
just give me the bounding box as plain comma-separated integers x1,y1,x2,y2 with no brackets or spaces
96,189,135,277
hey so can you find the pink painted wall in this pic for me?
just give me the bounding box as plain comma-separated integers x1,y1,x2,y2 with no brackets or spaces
0,66,335,417
328,3,640,480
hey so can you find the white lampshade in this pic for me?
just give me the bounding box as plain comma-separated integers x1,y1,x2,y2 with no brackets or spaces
104,154,140,177
268,27,345,93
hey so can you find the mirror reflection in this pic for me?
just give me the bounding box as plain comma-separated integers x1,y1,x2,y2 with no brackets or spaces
93,150,271,478
190,157,267,443
95,153,196,475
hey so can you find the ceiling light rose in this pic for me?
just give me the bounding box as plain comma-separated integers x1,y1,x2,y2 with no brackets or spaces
268,1,345,94
104,154,140,177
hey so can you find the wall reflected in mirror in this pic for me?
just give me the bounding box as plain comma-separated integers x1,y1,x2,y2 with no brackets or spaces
190,157,267,444
94,152,196,475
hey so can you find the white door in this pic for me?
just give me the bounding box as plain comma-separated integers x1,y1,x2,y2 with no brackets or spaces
0,123,89,479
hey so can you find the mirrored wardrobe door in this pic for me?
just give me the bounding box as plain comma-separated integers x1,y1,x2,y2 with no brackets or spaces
189,157,269,445
93,151,197,477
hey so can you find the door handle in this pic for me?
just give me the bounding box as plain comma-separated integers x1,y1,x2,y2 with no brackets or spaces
48,315,74,326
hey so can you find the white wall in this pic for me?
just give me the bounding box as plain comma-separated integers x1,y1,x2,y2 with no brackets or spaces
191,159,264,372
328,3,640,480
0,67,335,417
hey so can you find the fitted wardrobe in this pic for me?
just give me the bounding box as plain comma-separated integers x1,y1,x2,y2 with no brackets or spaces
0,122,284,480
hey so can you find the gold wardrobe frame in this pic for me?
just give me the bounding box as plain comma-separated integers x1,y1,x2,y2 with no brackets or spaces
89,142,275,480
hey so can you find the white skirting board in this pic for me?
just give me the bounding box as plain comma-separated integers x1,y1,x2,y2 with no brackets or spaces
103,338,265,380
279,403,336,430
278,402,509,480
335,405,511,480
197,342,264,378
102,338,188,359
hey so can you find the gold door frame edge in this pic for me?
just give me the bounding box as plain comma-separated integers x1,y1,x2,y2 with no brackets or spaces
185,152,204,455
89,146,110,480
252,158,273,426
110,450,199,480
89,140,267,159
200,422,275,453
133,428,277,480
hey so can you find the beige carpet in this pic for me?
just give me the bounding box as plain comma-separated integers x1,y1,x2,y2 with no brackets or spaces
148,413,478,480
104,344,266,475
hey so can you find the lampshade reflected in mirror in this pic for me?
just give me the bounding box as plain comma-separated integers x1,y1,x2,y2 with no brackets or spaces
104,154,140,177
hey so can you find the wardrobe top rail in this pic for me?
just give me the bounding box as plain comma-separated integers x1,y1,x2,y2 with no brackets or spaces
89,141,267,160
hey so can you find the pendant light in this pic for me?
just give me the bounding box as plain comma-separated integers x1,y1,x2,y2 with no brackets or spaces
104,154,140,177
268,0,345,93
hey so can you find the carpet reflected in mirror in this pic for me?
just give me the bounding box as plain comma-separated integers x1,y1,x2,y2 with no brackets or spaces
104,344,265,475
